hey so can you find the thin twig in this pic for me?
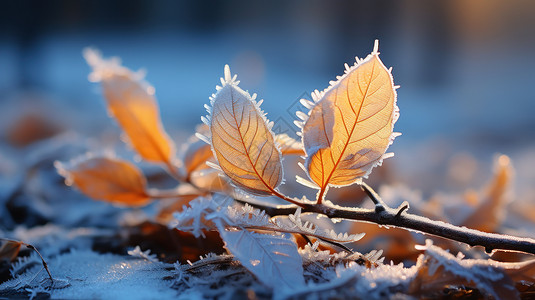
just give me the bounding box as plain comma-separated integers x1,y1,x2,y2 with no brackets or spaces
359,181,385,212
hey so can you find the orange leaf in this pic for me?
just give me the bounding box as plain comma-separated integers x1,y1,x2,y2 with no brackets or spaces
300,40,399,196
55,155,150,206
0,240,22,262
84,49,175,167
181,124,214,177
462,154,513,232
204,65,283,195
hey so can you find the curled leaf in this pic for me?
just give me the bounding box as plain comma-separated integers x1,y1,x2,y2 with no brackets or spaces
55,154,150,206
204,65,283,195
300,40,399,195
84,49,176,167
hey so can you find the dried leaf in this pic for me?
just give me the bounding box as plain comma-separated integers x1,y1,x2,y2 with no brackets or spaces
503,259,535,284
300,40,399,193
55,155,150,206
204,65,283,195
409,241,518,299
0,240,22,262
219,228,305,289
84,49,176,166
462,154,513,232
181,125,214,177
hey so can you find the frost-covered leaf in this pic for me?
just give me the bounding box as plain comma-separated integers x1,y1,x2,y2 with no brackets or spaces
204,65,283,196
462,154,513,232
0,240,22,262
171,195,233,237
84,49,176,167
55,155,150,206
409,240,517,299
218,227,305,289
300,40,399,195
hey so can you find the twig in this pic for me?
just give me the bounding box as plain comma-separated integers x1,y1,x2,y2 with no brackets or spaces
241,186,535,256
359,181,386,212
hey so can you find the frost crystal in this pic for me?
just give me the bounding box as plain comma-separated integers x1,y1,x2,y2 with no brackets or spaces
128,246,158,263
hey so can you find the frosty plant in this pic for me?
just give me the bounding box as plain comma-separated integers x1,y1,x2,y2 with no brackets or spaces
56,41,535,289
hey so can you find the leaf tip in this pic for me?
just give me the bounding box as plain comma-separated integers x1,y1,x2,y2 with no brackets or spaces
372,39,380,55
224,64,232,83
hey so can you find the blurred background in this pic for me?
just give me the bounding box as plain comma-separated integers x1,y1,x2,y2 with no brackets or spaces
1,0,535,198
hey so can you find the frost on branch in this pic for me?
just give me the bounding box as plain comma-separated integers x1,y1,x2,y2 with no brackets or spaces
298,40,400,200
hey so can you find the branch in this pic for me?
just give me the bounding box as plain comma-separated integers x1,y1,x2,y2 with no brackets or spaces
240,187,535,256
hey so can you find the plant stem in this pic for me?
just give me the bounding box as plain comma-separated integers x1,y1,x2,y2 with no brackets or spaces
0,238,54,283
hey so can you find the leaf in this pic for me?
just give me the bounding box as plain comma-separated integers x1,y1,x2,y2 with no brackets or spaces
204,65,283,195
462,154,513,232
180,124,214,177
503,259,535,284
84,49,176,167
218,227,305,289
0,240,22,262
409,240,518,299
55,154,150,206
300,40,399,194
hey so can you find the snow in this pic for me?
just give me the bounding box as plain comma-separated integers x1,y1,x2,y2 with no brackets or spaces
1,250,177,300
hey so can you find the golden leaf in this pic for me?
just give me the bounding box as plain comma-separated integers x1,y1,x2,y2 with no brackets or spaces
84,49,176,168
55,155,150,206
204,65,283,195
300,40,399,198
